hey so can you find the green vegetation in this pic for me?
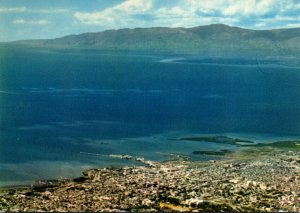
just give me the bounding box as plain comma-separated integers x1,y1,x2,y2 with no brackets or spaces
243,140,300,150
192,149,233,155
0,188,10,195
6,24,300,57
158,195,181,205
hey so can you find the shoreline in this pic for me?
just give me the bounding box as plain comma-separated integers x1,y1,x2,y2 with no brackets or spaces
0,147,299,212
1,132,299,189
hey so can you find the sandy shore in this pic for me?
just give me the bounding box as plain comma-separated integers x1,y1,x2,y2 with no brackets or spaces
0,148,299,212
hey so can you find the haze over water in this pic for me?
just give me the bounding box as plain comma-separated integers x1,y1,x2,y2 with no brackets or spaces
1,47,300,186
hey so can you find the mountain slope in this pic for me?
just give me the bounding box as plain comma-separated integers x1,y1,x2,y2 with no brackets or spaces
11,24,300,56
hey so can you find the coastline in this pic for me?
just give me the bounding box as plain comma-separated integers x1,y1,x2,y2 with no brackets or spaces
0,146,299,212
1,132,299,188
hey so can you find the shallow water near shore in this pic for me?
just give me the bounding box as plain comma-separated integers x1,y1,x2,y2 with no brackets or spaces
1,47,300,186
1,130,299,187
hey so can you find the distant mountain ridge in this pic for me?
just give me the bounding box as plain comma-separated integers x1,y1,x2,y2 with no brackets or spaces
9,24,300,56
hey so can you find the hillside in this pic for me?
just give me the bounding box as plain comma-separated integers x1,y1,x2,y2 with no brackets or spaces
8,24,300,56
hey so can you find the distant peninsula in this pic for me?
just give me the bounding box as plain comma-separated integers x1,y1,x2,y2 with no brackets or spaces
3,24,300,57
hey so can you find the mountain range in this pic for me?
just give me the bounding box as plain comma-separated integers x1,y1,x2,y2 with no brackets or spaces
7,24,300,56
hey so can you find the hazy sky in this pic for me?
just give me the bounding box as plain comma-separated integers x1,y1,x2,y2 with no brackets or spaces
1,0,300,41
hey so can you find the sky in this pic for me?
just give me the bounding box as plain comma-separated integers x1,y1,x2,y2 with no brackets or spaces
1,0,300,42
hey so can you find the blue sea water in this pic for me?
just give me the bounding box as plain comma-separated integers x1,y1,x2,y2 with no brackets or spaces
0,47,300,186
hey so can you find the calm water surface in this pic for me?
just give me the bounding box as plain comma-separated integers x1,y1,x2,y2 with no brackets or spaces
1,47,300,186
